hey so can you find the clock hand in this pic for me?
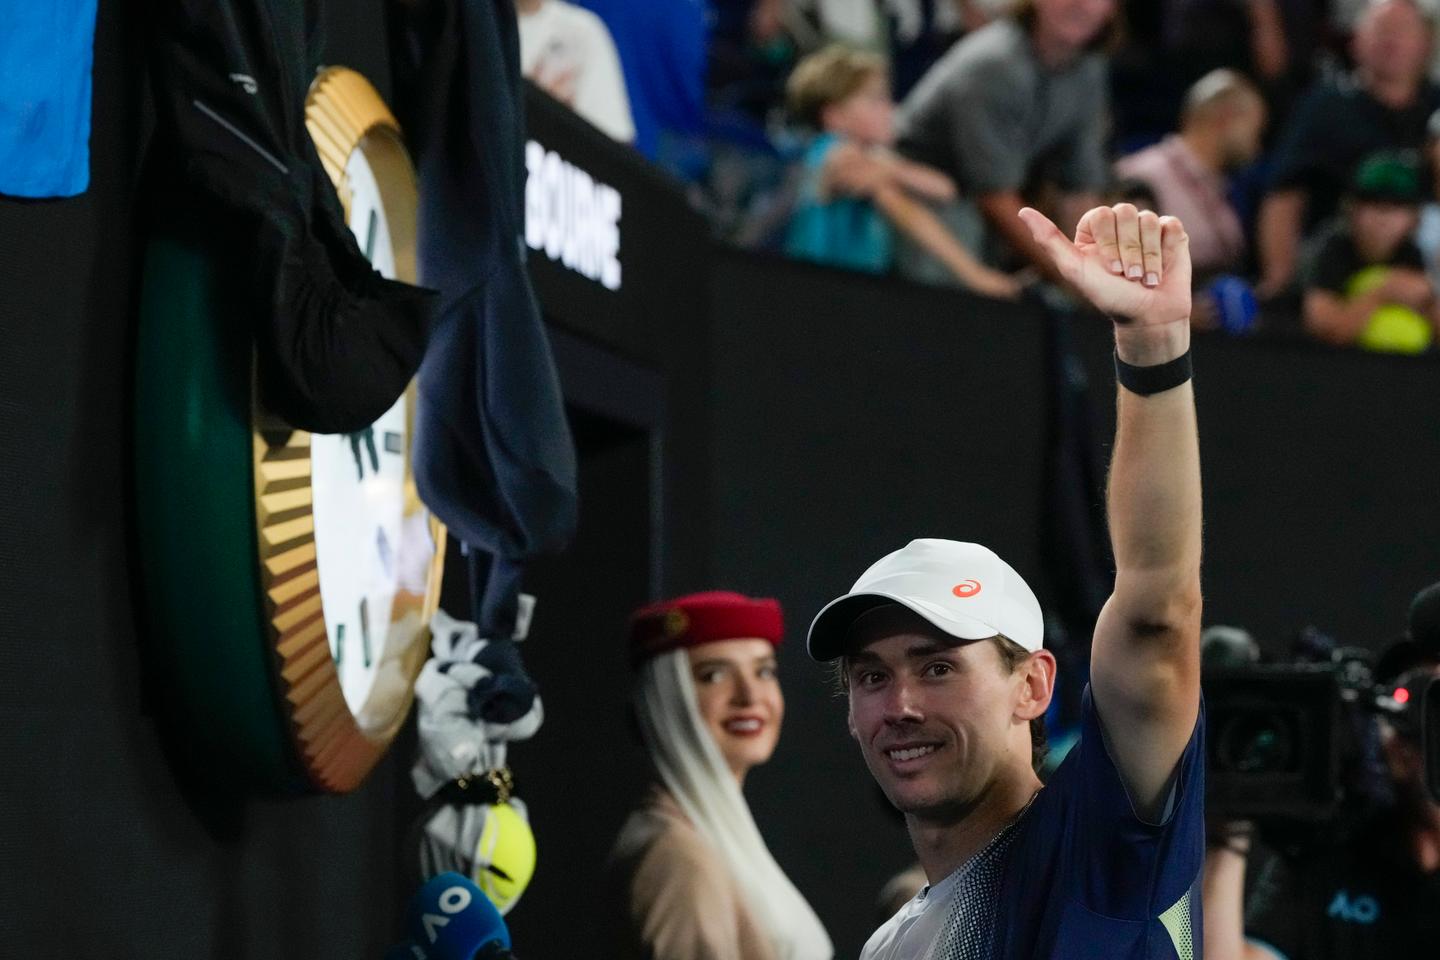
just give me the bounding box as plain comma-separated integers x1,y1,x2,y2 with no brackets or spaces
360,597,372,668
364,426,379,474
335,622,345,668
346,426,379,480
363,208,378,260
349,431,365,481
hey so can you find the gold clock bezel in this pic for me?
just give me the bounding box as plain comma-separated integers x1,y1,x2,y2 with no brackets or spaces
250,66,444,793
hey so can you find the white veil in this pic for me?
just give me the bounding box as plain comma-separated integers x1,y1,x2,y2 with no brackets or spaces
632,650,834,960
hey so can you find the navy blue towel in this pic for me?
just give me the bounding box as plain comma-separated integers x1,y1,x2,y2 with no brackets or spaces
389,0,579,636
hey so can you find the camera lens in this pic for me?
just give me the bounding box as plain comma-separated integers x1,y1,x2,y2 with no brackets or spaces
1217,711,1298,773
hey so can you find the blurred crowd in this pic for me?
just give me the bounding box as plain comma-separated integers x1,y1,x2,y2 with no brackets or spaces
520,0,1440,354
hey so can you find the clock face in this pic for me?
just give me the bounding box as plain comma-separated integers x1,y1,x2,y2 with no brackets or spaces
342,146,396,278
227,65,444,791
310,403,409,715
310,140,431,719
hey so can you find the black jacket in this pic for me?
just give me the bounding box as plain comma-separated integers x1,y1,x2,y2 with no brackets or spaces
147,0,432,434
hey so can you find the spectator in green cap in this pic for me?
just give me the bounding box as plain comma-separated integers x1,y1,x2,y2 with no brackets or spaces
1301,151,1438,354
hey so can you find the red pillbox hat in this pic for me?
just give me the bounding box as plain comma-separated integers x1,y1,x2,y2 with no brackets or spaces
628,591,784,664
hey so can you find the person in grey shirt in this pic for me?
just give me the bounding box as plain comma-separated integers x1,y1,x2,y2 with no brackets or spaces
894,0,1116,286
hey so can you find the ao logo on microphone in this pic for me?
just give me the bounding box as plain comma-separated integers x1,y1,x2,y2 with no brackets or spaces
525,140,622,292
420,884,473,944
952,580,982,598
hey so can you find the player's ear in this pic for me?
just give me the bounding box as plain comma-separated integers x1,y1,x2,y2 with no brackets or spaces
1015,650,1056,722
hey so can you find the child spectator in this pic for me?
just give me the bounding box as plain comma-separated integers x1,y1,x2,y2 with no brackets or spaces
1302,152,1438,353
783,46,1019,298
517,0,636,143
1256,0,1439,297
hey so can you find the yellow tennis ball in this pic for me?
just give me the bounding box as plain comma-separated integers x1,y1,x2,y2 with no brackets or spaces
1344,266,1433,354
1359,304,1432,354
473,802,536,915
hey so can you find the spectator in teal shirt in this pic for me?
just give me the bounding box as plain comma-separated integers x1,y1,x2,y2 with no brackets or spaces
784,46,1019,298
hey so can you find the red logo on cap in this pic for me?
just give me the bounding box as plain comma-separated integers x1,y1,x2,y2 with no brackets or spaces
952,580,982,598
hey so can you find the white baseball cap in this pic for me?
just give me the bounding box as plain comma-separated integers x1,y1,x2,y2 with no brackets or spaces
807,539,1044,661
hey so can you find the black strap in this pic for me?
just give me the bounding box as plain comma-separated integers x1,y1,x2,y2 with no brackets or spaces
1114,348,1192,396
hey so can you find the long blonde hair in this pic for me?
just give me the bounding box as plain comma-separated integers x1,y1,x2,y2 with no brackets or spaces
632,650,834,960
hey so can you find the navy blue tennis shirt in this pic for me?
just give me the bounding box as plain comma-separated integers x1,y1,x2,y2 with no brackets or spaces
864,686,1205,960
1000,686,1205,958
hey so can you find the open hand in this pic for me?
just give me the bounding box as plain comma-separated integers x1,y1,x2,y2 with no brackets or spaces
1018,204,1192,330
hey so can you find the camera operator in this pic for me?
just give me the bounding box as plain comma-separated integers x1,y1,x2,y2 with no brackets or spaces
1202,635,1440,959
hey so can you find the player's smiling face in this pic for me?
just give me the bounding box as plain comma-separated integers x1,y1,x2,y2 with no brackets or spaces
845,609,1026,820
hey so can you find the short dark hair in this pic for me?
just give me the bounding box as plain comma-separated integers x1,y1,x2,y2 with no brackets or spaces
836,633,1049,774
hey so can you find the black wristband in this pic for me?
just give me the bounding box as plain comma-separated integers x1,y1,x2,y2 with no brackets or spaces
1114,348,1192,396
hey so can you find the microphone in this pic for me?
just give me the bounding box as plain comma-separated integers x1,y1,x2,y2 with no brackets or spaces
391,872,515,960
1409,581,1440,657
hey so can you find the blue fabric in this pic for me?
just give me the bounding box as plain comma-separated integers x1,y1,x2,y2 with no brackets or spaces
785,134,893,274
0,1,97,198
995,686,1207,959
575,0,707,160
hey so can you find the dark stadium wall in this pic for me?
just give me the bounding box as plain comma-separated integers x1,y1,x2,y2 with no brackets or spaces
1067,324,1440,653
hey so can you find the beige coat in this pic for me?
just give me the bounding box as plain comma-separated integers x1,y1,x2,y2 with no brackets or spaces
608,785,778,960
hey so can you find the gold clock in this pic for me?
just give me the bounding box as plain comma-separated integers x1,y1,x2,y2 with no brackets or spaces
135,67,443,794
252,67,445,791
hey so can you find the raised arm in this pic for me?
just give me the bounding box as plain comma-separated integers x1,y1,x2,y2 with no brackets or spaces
1020,203,1203,820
